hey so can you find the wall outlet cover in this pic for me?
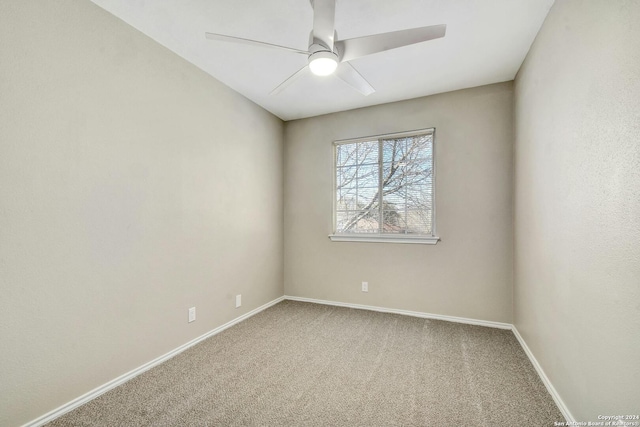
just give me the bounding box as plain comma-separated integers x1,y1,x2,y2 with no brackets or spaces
188,307,196,323
235,294,242,308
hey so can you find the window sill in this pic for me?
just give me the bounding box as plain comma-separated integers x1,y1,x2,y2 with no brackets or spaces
328,234,440,245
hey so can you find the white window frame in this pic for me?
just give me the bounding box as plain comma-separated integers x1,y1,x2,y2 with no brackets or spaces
329,128,439,245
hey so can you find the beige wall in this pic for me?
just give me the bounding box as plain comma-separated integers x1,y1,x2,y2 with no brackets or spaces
514,0,640,421
0,1,283,425
284,83,514,323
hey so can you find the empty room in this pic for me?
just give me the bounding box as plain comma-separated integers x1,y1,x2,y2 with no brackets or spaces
1,0,638,426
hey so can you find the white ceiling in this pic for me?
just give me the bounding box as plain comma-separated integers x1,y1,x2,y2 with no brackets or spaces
91,0,554,121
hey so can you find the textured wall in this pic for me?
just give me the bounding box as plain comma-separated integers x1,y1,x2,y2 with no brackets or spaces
0,1,283,425
514,0,640,421
284,83,514,323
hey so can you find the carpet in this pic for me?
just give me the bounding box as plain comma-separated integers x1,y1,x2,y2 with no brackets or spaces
48,300,563,426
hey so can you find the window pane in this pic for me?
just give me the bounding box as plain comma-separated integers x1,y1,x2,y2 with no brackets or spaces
336,165,357,211
336,186,357,210
334,131,434,237
405,185,432,211
335,211,351,232
351,207,380,233
357,140,378,165
336,207,379,233
382,135,432,163
356,163,378,188
381,134,433,235
336,144,358,167
406,209,432,235
336,165,356,190
357,187,378,210
382,209,405,233
382,188,405,206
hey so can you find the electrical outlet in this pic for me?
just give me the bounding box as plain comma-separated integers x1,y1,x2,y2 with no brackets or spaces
235,294,242,308
362,282,368,292
188,307,196,323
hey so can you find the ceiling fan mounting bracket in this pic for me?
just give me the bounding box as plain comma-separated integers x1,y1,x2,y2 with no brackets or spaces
308,31,339,55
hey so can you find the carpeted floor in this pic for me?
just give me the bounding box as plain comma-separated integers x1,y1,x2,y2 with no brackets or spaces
48,300,563,426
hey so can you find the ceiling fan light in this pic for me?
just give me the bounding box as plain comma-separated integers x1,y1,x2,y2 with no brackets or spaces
308,51,338,76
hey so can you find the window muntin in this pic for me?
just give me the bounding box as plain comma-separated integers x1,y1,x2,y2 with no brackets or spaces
333,129,436,242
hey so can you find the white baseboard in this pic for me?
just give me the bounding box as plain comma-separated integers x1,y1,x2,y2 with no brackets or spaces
22,296,285,427
511,326,574,423
284,295,512,330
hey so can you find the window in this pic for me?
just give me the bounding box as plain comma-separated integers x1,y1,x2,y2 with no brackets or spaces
330,129,439,244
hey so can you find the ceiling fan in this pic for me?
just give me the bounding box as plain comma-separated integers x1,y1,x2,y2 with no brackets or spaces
205,0,446,96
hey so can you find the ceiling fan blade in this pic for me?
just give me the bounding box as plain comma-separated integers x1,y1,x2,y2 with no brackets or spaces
311,0,336,49
335,24,446,62
205,32,309,55
269,65,309,95
335,63,375,96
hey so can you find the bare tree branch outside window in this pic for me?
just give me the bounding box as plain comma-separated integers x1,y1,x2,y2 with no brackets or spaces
335,131,434,235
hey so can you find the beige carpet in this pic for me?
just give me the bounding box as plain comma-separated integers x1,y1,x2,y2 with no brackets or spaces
48,300,563,426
